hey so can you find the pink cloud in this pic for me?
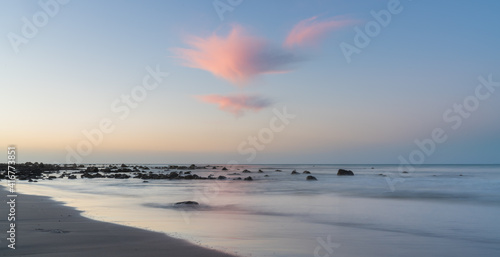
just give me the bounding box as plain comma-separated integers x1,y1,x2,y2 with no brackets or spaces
284,16,354,48
197,94,272,116
172,25,297,85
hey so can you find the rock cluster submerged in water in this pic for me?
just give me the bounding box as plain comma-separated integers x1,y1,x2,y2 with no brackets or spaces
0,163,356,184
0,162,77,181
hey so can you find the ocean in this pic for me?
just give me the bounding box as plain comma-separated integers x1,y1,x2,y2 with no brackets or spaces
15,164,500,257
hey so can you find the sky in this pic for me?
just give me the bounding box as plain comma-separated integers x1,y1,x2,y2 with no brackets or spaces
1,0,500,164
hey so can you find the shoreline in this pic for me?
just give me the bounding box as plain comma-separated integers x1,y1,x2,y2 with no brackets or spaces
0,187,238,257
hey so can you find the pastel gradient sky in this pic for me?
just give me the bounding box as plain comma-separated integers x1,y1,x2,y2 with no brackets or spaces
1,0,499,164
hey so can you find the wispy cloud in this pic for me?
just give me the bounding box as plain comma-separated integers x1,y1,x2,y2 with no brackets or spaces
175,17,352,116
197,94,272,116
284,16,354,48
172,25,298,85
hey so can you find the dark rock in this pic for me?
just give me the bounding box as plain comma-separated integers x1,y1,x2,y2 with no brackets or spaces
244,176,253,181
86,167,99,172
218,176,227,180
68,175,77,179
169,171,179,178
291,170,299,175
222,167,228,171
303,170,311,174
258,169,264,173
175,201,199,205
184,174,194,179
337,169,354,176
115,168,133,173
242,169,251,173
306,175,317,181
107,173,130,179
82,172,105,179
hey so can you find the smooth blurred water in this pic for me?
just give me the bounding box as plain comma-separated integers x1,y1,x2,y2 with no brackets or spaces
14,164,500,257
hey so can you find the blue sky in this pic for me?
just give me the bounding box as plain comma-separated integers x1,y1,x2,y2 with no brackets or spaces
1,0,499,164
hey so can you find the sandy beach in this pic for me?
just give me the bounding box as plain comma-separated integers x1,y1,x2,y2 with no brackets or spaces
4,164,500,257
0,187,237,257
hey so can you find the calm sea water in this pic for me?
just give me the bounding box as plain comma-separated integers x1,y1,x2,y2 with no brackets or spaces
15,164,500,257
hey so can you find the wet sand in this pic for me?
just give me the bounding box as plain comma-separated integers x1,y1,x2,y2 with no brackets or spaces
0,187,237,257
